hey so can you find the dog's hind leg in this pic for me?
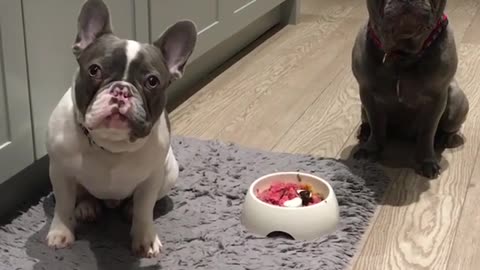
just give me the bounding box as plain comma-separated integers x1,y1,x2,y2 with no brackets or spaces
75,184,103,223
436,79,469,149
157,146,179,200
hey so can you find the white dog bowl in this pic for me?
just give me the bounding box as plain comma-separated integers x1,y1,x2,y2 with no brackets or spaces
240,172,340,240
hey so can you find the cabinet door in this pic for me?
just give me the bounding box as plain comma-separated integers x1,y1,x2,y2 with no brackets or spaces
221,0,285,34
0,2,35,183
22,0,136,158
149,0,228,61
149,0,286,62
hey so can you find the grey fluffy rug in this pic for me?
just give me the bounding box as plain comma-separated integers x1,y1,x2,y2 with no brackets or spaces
0,136,390,270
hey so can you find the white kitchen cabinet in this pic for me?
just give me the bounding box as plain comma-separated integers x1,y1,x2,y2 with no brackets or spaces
149,0,287,62
221,0,287,35
0,1,35,183
149,0,228,61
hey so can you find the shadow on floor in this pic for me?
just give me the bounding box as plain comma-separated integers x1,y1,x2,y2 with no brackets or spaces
338,129,466,207
24,195,174,270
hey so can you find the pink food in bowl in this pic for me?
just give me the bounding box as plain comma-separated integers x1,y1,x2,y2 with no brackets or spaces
257,182,323,207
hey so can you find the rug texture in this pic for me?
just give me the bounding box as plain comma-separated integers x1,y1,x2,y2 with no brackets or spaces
0,136,390,270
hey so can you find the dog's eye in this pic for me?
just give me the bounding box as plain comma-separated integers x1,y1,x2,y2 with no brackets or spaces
88,64,102,79
145,75,160,89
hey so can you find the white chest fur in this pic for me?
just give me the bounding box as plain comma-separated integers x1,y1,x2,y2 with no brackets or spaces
71,146,160,199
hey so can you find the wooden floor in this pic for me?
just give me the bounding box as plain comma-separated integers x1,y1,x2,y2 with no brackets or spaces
170,0,480,269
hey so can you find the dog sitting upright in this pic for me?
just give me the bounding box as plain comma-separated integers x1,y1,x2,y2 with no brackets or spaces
352,0,469,178
45,0,196,257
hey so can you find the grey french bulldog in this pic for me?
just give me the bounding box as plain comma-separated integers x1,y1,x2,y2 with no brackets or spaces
46,0,196,257
351,0,469,178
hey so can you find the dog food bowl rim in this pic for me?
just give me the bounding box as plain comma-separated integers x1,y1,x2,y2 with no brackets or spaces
248,171,335,210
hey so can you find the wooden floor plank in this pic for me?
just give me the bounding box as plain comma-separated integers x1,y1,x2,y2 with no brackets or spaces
215,17,363,151
461,4,480,44
447,142,480,269
448,0,480,41
171,0,358,139
272,66,359,157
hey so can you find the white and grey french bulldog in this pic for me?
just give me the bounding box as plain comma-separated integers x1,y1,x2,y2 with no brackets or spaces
352,0,469,178
45,0,197,257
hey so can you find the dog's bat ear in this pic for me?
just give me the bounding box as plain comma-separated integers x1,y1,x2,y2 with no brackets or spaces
72,0,113,57
153,20,197,81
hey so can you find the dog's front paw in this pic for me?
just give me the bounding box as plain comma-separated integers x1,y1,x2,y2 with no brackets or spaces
46,226,75,249
353,137,384,161
417,160,441,179
75,198,102,222
131,227,163,258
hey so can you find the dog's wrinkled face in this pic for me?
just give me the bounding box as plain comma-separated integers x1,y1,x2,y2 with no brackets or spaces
367,0,446,55
72,0,196,143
